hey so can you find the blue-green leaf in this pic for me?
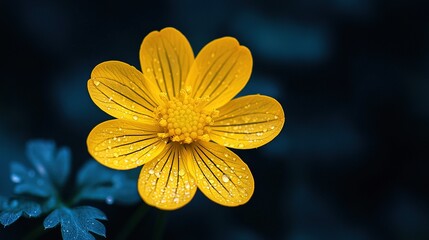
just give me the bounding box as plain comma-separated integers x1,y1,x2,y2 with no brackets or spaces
0,197,42,227
10,161,54,198
26,140,71,187
43,206,107,240
76,161,140,205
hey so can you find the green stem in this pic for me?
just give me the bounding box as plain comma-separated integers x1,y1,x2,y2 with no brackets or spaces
153,211,167,240
115,204,150,240
22,224,45,240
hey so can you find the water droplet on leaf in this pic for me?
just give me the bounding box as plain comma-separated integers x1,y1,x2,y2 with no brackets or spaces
105,196,114,205
10,174,21,183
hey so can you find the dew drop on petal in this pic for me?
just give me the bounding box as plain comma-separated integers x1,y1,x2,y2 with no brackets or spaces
94,80,100,86
133,115,139,120
178,169,185,176
222,174,229,183
149,169,155,175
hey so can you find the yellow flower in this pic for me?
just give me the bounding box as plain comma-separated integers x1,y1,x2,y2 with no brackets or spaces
87,27,285,210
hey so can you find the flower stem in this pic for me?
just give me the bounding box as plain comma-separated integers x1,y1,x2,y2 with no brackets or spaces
115,204,149,240
153,211,167,240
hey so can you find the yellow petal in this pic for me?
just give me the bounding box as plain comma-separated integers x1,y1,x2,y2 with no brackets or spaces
138,143,197,210
186,141,254,207
87,119,167,170
210,95,285,149
139,27,194,99
186,37,252,110
88,61,161,123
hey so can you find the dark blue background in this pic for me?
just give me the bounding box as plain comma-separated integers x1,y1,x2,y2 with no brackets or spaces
1,0,429,239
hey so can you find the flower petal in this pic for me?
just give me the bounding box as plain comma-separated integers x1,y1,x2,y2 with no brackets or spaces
88,61,161,123
186,141,254,207
138,143,197,210
87,119,167,170
139,27,194,98
186,37,252,110
210,95,285,149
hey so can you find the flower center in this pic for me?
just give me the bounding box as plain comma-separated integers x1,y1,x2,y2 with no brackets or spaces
155,88,218,144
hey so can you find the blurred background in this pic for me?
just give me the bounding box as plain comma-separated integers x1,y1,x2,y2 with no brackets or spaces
1,0,429,239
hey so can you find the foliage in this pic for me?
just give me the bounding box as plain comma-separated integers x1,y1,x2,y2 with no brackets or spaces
0,140,140,240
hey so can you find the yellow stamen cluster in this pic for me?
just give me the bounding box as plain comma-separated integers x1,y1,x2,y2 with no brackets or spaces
156,89,218,144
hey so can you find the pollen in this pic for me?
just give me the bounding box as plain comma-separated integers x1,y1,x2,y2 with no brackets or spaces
155,88,218,144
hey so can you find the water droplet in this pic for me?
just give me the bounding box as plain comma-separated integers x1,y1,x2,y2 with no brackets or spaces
10,174,21,183
149,169,155,175
178,169,185,176
105,196,114,205
94,80,100,86
173,197,179,203
238,143,244,148
222,174,229,183
155,172,161,178
133,115,139,120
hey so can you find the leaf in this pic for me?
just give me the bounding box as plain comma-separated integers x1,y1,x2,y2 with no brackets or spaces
76,161,140,205
43,206,107,240
26,139,71,187
0,197,42,227
10,161,54,198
